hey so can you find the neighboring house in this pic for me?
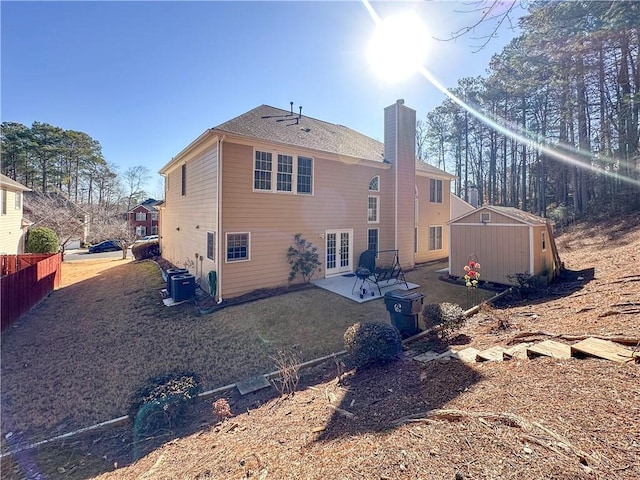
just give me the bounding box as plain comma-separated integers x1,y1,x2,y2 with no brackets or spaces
450,193,475,225
0,174,32,254
23,191,91,246
128,198,162,238
448,205,561,286
159,100,454,300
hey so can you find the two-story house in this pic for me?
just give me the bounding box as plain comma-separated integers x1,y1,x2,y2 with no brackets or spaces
0,174,32,254
128,198,162,238
159,100,454,301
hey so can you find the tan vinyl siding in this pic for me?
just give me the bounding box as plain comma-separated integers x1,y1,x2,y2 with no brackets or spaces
449,223,530,286
533,224,555,282
0,188,26,254
458,209,522,225
220,141,393,298
161,141,218,288
415,175,451,263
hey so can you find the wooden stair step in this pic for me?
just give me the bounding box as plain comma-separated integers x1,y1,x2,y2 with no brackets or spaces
571,337,640,363
503,343,532,360
413,351,441,363
527,340,572,360
452,347,480,363
476,346,506,362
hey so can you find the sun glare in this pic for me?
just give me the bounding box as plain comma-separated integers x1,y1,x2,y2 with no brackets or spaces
367,12,431,82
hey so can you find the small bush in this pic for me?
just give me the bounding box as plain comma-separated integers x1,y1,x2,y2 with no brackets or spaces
508,272,547,296
212,398,232,423
343,322,402,368
271,347,301,396
422,303,466,341
26,226,59,253
129,371,200,435
132,240,160,260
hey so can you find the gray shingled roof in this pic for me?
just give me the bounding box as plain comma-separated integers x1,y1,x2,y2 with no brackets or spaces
213,105,385,163
488,206,548,225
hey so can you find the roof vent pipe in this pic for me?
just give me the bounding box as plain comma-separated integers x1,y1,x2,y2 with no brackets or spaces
299,106,302,118
290,101,293,115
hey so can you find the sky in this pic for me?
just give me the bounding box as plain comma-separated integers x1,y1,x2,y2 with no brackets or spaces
1,1,523,195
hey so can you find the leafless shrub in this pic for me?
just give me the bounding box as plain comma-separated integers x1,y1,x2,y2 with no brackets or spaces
271,348,301,396
212,398,232,423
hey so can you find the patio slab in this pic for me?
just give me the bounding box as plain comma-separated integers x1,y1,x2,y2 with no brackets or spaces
313,275,419,303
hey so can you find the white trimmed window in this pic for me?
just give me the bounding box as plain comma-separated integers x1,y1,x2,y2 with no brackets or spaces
151,226,158,235
181,164,187,196
254,151,272,190
429,226,443,251
15,192,21,210
541,231,547,252
151,212,158,221
367,228,378,254
207,231,216,261
135,212,147,221
254,150,313,195
277,154,293,192
429,178,443,203
136,226,146,236
1,189,6,215
368,175,379,192
367,196,379,223
226,232,250,262
297,156,313,194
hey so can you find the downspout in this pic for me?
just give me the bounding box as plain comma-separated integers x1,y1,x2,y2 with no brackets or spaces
216,135,226,303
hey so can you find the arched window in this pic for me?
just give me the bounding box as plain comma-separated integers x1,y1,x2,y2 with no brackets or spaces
368,175,379,192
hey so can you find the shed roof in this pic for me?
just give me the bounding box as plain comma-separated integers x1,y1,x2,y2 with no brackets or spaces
450,205,548,226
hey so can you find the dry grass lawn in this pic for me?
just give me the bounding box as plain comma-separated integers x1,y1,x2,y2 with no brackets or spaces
1,217,638,479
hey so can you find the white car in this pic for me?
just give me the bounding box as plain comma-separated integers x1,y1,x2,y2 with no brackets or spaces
134,235,158,244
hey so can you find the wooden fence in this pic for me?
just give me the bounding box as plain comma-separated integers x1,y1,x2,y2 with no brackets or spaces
1,253,61,331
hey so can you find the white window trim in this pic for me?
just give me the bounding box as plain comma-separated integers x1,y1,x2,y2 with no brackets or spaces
207,231,216,261
481,212,491,223
368,175,380,192
253,148,314,196
367,195,380,224
428,225,444,251
541,231,547,252
367,227,379,255
225,232,251,263
429,178,443,204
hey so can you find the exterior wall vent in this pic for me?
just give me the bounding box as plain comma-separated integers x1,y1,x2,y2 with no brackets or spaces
481,212,491,223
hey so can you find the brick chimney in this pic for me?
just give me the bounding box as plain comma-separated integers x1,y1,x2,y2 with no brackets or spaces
384,99,416,268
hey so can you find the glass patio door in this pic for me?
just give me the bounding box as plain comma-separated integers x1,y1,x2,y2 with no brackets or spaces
325,229,353,276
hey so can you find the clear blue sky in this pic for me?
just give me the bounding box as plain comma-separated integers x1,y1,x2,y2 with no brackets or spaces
1,1,522,195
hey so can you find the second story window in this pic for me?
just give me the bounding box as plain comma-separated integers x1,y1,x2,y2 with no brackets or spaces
151,212,158,221
429,178,443,203
15,192,21,209
369,175,379,192
254,150,313,195
277,154,293,192
254,150,272,191
181,164,187,196
135,212,147,221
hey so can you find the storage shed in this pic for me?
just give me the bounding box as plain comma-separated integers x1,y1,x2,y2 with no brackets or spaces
448,206,561,286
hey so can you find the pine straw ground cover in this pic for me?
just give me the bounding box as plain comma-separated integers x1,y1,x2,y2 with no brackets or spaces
2,217,639,479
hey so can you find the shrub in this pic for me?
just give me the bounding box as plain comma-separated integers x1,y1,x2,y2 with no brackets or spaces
271,347,301,396
129,371,201,435
343,322,402,368
508,272,547,296
25,226,59,253
132,240,160,260
212,398,232,423
286,234,321,283
422,302,466,341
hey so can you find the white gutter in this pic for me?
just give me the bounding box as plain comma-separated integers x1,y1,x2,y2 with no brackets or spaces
216,136,226,304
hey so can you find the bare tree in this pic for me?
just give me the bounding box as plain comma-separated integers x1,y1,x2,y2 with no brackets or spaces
24,192,89,259
89,211,138,260
122,165,151,211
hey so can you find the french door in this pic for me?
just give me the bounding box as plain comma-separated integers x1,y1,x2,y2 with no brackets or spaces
325,229,353,276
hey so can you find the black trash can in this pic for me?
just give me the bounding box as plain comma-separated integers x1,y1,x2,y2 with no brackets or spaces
384,290,425,338
171,274,195,302
166,268,188,296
